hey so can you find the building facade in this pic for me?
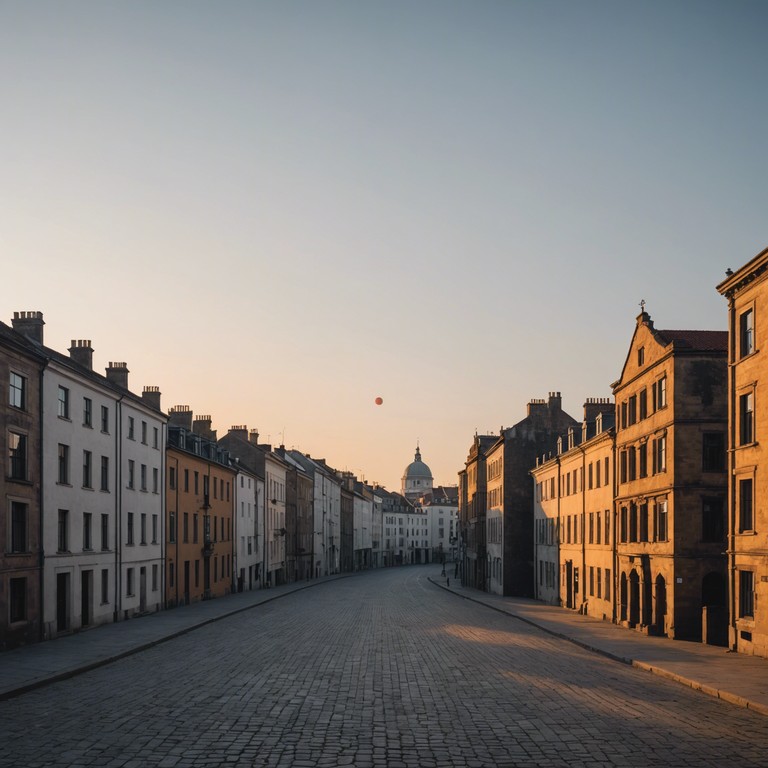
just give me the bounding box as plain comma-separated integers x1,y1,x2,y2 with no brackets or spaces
718,249,768,656
612,311,727,642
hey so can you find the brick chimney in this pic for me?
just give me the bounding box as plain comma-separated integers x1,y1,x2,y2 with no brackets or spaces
547,391,562,412
249,429,260,446
583,397,614,424
168,405,193,431
193,414,216,441
105,362,129,390
228,425,249,440
12,311,45,344
142,386,162,411
69,340,93,370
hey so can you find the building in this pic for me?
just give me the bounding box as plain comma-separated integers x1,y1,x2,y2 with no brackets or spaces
717,249,768,656
612,310,727,642
0,319,46,649
531,400,615,618
401,445,433,501
166,409,236,605
460,393,578,597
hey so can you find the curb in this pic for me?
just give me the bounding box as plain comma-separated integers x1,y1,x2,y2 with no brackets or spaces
428,576,766,716
0,574,350,702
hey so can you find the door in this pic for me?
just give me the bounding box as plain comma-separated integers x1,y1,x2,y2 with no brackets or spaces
565,561,573,608
56,572,69,632
80,570,92,627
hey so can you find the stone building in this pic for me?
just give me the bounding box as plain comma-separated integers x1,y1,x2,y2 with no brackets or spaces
0,319,46,649
717,248,768,656
531,400,615,619
401,446,433,501
612,310,727,643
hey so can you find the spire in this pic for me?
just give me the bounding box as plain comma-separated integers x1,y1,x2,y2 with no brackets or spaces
415,443,421,462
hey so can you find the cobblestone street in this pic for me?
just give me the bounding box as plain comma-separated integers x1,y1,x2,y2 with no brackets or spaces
4,566,768,768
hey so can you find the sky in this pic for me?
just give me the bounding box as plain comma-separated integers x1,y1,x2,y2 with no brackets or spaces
2,1,767,491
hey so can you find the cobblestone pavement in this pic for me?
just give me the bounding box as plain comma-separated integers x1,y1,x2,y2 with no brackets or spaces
4,567,768,768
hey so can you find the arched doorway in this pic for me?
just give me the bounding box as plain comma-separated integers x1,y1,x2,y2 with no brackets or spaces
654,574,667,636
620,572,628,623
629,570,640,626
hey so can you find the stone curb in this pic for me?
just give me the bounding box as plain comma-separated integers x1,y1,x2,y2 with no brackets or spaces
0,574,350,702
428,576,767,717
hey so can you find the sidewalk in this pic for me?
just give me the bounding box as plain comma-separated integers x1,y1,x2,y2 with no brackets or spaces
430,572,768,717
0,574,347,701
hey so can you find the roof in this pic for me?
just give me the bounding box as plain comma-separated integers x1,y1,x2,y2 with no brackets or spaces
654,329,727,352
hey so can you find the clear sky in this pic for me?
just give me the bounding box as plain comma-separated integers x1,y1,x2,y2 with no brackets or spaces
2,1,766,491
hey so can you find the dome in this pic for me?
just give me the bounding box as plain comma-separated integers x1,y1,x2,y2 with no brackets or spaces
402,446,434,499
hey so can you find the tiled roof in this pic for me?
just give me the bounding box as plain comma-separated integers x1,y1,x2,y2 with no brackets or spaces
656,329,727,351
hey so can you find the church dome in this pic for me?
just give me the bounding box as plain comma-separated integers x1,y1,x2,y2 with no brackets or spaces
401,446,433,499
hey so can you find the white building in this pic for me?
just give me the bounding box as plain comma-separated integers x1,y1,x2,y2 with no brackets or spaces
9,310,168,640
401,445,433,501
353,488,372,570
264,450,287,585
233,465,261,591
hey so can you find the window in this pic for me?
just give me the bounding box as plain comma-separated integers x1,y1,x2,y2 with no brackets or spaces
194,471,199,495
653,436,667,474
605,569,611,602
9,372,26,409
620,506,628,543
653,377,667,411
58,509,69,551
605,510,610,544
639,389,648,420
595,459,601,488
58,444,70,484
169,562,175,588
83,512,92,550
126,568,134,596
152,467,158,494
169,512,176,543
101,569,109,604
596,511,602,544
637,347,645,366
740,309,755,358
628,395,637,426
140,514,147,545
639,442,648,478
127,460,135,489
8,432,27,480
169,467,176,490
101,514,109,550
152,514,158,544
639,502,649,542
740,570,755,618
82,450,92,488
140,464,147,491
193,513,198,543
141,421,147,444
183,513,189,543
655,501,668,542
740,392,754,445
83,397,92,427
702,497,725,542
628,447,637,481
619,450,627,483
739,478,754,531
10,501,27,552
58,386,69,418
153,427,159,449
9,578,26,623
128,416,135,440
127,512,134,545
184,469,189,492
629,503,638,542
702,433,726,472
101,405,109,433
100,456,109,491
152,564,158,591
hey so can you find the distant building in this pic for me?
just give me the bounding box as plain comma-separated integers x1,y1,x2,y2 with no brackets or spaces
401,445,433,501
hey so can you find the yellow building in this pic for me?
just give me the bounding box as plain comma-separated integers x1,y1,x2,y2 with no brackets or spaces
612,310,727,643
717,248,768,656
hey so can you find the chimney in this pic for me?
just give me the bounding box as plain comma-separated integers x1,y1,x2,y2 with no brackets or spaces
547,391,562,412
228,425,249,440
582,397,614,424
69,340,94,370
105,362,129,390
12,311,45,344
527,398,547,417
193,414,216,441
168,405,193,431
142,386,162,411
249,429,260,446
